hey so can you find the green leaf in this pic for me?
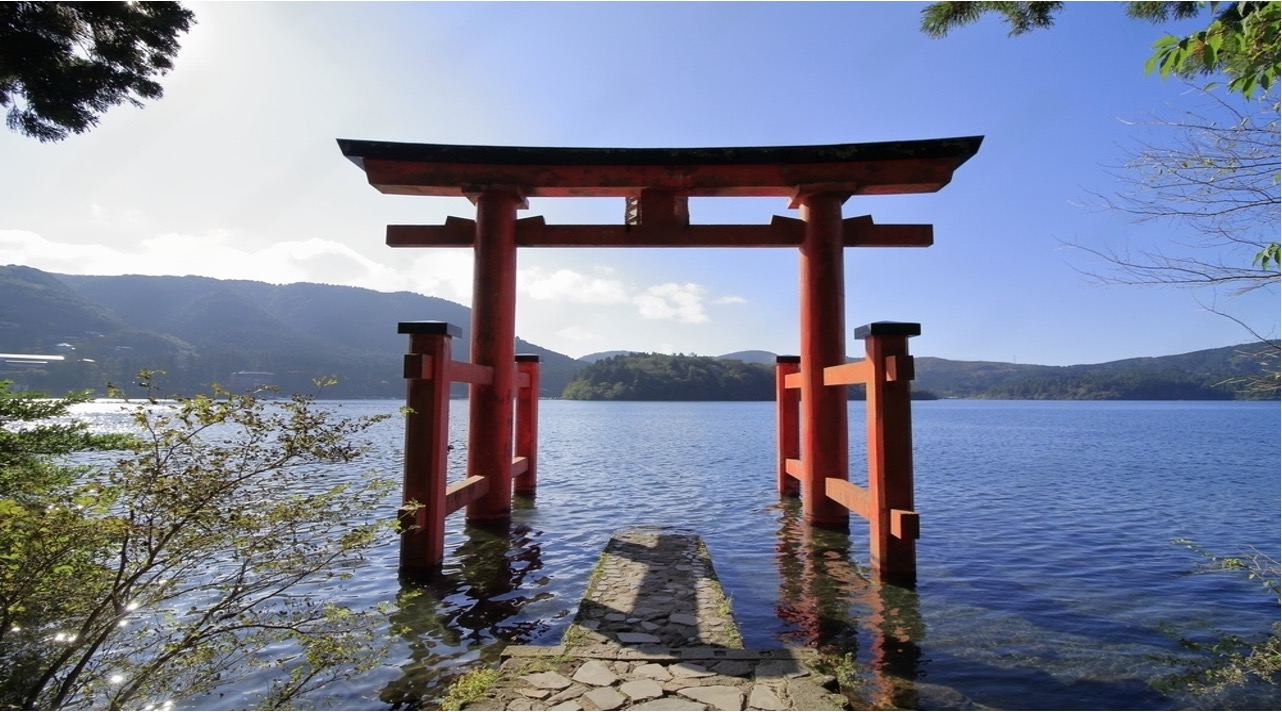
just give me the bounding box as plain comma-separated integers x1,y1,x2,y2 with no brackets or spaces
1252,243,1281,270
1206,30,1223,53
1144,50,1162,74
1201,41,1216,69
1231,72,1258,96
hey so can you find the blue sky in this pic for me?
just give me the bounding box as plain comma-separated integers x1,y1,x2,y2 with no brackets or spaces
1,2,1276,365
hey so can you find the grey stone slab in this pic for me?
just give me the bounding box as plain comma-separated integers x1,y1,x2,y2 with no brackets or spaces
520,671,574,690
617,632,662,644
548,702,583,712
547,683,590,705
633,663,673,681
752,660,806,680
704,675,752,688
668,613,699,627
747,683,785,710
711,661,753,678
669,662,714,678
583,686,628,711
619,678,664,702
572,660,619,687
785,678,845,710
631,700,708,711
678,685,746,711
662,677,700,694
516,687,552,699
504,645,565,657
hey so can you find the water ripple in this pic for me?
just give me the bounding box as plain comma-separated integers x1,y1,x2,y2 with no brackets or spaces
68,399,1281,710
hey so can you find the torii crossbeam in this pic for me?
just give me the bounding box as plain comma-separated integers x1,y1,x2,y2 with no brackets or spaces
339,137,981,578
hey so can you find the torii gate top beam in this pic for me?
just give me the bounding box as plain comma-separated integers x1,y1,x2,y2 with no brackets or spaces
337,137,983,199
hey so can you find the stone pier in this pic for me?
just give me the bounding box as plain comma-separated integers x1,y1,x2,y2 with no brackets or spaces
460,526,848,711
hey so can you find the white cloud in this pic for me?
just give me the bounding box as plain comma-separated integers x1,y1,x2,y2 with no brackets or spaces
402,250,475,304
633,282,709,323
89,202,146,229
2,230,125,272
0,228,476,303
518,266,630,304
517,266,718,328
555,325,596,342
714,295,748,305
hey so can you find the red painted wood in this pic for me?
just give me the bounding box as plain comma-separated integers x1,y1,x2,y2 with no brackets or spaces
825,478,871,520
885,354,915,382
514,357,540,496
891,509,920,540
400,330,452,575
466,190,521,522
354,151,978,198
510,456,529,478
864,332,917,585
446,360,493,385
637,189,690,226
775,358,801,497
402,353,434,379
784,458,804,479
386,215,931,249
444,475,489,514
822,359,872,386
798,192,850,529
846,223,932,247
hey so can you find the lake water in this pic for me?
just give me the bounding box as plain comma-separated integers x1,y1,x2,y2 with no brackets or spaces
69,399,1279,710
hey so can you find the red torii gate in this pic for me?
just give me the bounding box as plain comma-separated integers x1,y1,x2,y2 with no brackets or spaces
339,137,981,584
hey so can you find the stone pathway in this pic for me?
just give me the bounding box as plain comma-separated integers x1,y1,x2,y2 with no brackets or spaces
460,526,848,711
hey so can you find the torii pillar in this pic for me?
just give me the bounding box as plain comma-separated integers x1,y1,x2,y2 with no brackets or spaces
466,189,524,521
797,191,851,528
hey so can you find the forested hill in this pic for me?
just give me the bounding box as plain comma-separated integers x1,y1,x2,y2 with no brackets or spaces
562,353,776,400
0,266,581,398
565,345,1278,401
913,343,1278,400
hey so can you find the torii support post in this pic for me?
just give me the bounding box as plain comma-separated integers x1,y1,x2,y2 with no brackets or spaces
858,321,921,586
797,191,850,530
398,320,459,576
467,189,523,522
514,354,540,497
775,355,801,497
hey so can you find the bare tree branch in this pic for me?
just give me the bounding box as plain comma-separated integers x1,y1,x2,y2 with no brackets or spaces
1064,87,1279,356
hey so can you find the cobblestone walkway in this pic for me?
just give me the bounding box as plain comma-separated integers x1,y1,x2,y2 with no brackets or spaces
465,526,848,711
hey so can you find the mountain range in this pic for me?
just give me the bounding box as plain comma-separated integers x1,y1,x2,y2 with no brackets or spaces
0,266,578,398
1,265,1275,400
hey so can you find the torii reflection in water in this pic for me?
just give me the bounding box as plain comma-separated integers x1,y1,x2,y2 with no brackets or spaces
772,498,926,709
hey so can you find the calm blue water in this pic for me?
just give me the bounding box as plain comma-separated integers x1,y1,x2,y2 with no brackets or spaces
70,399,1280,710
